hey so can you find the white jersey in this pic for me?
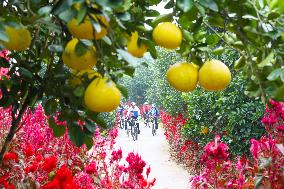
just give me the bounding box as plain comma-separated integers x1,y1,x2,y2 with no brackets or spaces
127,106,140,117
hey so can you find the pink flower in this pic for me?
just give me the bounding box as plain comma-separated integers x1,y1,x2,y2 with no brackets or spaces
250,139,259,159
85,161,98,175
111,148,122,162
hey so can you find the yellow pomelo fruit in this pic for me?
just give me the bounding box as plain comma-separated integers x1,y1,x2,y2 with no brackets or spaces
199,59,231,91
127,31,148,58
69,69,101,86
62,38,97,71
67,15,109,40
152,22,182,49
1,26,31,51
166,62,198,92
84,77,121,112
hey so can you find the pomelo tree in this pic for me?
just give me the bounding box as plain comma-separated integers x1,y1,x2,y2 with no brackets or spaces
0,0,283,163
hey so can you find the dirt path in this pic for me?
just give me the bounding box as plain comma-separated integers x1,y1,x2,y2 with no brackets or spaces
115,122,190,189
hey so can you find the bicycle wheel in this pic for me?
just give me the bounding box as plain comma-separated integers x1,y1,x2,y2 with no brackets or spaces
152,122,155,136
134,123,138,141
130,120,136,141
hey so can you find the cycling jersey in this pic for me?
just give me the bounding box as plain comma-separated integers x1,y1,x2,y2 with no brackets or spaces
127,106,140,119
148,107,159,117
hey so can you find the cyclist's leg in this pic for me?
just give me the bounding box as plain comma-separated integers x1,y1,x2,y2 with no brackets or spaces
155,117,158,129
137,120,140,134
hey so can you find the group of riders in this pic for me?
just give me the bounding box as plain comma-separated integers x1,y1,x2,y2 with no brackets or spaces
116,102,160,139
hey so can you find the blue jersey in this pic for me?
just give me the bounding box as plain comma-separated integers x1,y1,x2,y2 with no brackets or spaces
148,107,159,117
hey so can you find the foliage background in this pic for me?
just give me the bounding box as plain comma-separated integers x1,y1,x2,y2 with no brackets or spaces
123,48,265,155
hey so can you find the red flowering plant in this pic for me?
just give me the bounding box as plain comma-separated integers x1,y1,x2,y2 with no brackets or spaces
0,104,155,188
160,111,200,171
189,100,284,188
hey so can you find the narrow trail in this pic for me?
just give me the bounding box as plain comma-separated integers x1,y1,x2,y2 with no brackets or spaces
115,123,190,189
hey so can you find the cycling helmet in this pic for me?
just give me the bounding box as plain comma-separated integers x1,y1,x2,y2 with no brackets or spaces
131,102,136,106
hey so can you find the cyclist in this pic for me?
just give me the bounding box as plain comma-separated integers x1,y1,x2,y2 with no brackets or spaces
142,102,151,127
116,104,124,128
147,104,160,130
127,102,141,134
123,104,128,130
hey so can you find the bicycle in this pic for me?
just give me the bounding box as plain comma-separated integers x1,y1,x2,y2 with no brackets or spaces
125,118,131,137
118,115,124,129
149,116,157,136
129,117,139,141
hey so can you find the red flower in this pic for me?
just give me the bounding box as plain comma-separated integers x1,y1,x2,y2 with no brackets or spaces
40,179,60,189
126,152,146,175
42,156,57,172
146,166,151,178
24,143,34,157
3,152,18,163
25,162,38,173
35,154,43,162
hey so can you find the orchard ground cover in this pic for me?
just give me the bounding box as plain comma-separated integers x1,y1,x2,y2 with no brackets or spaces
161,99,284,188
0,105,156,188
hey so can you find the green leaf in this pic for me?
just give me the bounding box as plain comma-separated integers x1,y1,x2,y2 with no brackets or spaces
205,34,219,46
123,66,135,77
164,0,174,9
48,117,66,137
84,135,94,150
211,46,224,55
116,12,131,21
59,9,76,22
85,120,97,134
258,52,274,68
95,0,124,9
76,4,87,24
19,67,33,80
102,36,112,45
151,13,173,27
116,49,138,66
75,41,88,56
90,17,102,33
267,68,284,81
182,30,194,42
68,123,84,147
53,125,66,137
268,11,280,20
234,56,246,70
51,0,72,15
93,115,107,128
44,99,58,116
48,45,63,52
117,84,129,99
199,0,218,12
272,85,284,101
0,29,9,42
38,6,52,15
177,0,193,12
0,57,10,68
142,39,157,59
73,86,85,97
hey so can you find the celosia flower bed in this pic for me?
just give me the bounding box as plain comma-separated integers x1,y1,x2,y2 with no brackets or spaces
0,105,156,188
161,100,284,188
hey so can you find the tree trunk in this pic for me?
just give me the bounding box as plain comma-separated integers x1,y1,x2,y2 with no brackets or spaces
0,102,28,165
